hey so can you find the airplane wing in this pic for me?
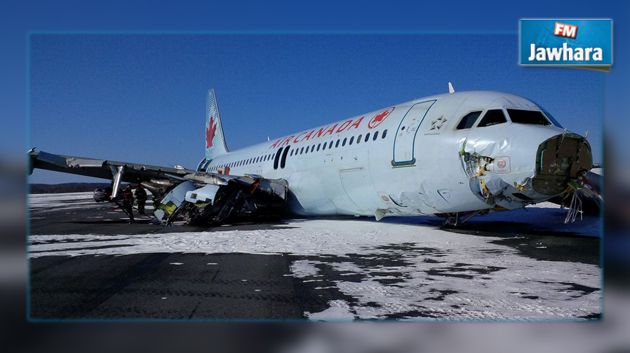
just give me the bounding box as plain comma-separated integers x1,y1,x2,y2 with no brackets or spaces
28,148,289,225
29,148,197,184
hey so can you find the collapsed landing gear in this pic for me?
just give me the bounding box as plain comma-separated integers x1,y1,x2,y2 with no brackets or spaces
443,213,459,227
439,211,481,227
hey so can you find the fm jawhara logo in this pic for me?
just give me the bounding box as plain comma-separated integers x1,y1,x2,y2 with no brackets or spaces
519,19,612,69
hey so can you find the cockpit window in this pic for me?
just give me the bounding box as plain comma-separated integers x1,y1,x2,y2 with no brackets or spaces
477,109,507,127
507,109,551,126
541,109,562,127
456,111,482,129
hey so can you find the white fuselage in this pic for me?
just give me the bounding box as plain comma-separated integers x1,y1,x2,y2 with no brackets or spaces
202,91,570,218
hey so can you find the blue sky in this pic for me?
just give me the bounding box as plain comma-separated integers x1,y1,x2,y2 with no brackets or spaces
0,1,625,183
29,33,605,183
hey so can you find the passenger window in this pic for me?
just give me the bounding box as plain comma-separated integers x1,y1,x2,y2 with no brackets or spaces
317,143,321,151
280,146,290,169
456,111,482,129
273,148,282,170
382,129,387,139
507,109,551,125
311,145,315,152
477,109,507,127
373,131,379,141
364,133,370,142
335,140,340,148
342,138,347,147
357,134,362,144
328,141,333,149
349,136,354,145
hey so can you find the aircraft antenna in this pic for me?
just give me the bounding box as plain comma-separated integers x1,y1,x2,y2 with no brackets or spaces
448,82,455,94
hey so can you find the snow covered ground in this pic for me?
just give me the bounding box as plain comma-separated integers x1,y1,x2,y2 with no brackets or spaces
29,192,601,321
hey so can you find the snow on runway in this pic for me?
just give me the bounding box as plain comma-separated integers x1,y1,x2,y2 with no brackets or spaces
29,192,601,320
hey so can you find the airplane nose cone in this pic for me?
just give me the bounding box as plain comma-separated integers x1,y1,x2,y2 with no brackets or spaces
531,132,593,195
459,129,593,210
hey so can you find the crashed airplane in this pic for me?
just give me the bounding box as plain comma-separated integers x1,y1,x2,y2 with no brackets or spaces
29,84,598,226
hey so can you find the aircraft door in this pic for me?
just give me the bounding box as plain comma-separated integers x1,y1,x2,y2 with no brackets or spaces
392,100,436,166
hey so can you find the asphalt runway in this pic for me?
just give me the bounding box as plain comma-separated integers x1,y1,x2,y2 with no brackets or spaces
28,192,601,321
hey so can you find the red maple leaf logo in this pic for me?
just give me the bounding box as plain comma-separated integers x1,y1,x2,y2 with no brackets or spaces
206,116,217,148
368,107,394,129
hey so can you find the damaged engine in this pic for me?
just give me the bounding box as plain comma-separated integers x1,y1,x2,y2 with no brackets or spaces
147,173,289,226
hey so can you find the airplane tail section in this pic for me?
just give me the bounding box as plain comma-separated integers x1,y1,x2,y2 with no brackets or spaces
205,89,228,160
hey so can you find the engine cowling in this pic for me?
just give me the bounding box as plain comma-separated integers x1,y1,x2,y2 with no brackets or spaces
153,176,289,226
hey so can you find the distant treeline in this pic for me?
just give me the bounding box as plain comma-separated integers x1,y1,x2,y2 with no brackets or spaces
30,183,112,194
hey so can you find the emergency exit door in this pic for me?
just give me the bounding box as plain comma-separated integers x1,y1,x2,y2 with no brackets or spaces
391,100,436,166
